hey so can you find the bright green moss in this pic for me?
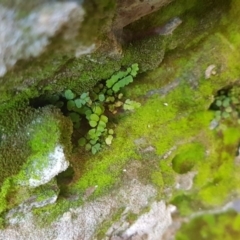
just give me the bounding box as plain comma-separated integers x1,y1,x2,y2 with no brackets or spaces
17,118,60,183
176,212,240,240
72,139,137,195
195,154,239,207
0,0,238,228
0,178,14,214
172,143,205,174
171,193,202,216
151,171,164,190
69,23,240,205
29,117,59,153
70,77,213,198
17,107,72,183
61,18,240,227
223,127,240,145
191,121,240,207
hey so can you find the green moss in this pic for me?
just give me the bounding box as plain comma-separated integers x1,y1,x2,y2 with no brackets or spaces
195,157,239,207
29,117,59,152
176,212,240,240
95,208,124,239
223,127,240,145
72,140,137,196
122,37,166,72
0,106,34,185
122,0,230,72
220,0,240,49
159,160,176,187
0,0,231,136
0,178,14,214
32,198,76,227
68,22,240,208
70,75,213,201
190,121,240,207
0,31,121,114
0,0,238,228
52,54,122,94
0,106,72,217
80,0,116,43
171,194,203,216
60,18,240,225
15,107,71,183
172,143,205,174
151,171,164,190
32,180,59,202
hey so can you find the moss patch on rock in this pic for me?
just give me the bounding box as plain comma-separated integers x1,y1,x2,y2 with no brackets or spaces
0,0,240,234
176,211,240,240
0,106,72,216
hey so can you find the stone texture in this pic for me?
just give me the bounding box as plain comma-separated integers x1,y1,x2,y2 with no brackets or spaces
122,201,176,240
0,180,159,240
27,145,69,187
6,179,59,225
0,1,84,77
113,0,173,31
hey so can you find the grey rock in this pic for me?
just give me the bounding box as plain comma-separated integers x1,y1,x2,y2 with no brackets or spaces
6,179,59,225
0,1,84,77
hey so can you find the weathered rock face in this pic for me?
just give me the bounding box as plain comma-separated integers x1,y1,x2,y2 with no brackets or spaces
0,0,85,107
0,0,240,239
0,1,84,77
20,144,69,187
113,0,173,32
6,179,59,225
0,179,175,240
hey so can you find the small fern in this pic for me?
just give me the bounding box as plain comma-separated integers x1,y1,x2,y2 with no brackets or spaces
58,63,139,154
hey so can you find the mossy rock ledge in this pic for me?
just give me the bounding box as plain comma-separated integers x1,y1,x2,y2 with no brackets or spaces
0,106,72,223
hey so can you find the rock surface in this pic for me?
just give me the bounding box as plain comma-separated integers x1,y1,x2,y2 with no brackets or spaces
6,179,59,225
117,201,176,240
113,0,173,31
0,179,173,240
0,1,84,77
0,0,239,239
24,144,69,187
